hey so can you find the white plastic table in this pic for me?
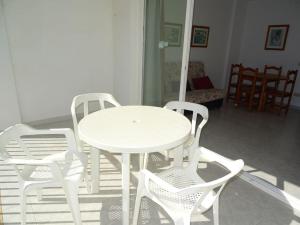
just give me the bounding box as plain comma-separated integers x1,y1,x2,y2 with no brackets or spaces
78,105,191,225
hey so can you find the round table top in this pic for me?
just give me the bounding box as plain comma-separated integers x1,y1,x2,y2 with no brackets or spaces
78,105,191,153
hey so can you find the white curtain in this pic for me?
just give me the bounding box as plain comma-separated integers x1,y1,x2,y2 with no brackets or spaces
143,0,162,106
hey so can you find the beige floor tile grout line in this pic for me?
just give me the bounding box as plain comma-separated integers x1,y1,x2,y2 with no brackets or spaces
240,171,300,217
0,190,3,225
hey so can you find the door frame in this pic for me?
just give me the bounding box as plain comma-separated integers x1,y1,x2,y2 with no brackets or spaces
138,0,195,105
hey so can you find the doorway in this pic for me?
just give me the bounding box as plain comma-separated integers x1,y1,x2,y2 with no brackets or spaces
142,0,194,106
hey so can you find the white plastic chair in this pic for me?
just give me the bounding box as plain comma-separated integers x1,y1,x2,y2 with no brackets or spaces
71,93,121,192
133,146,244,225
143,101,209,169
0,124,88,225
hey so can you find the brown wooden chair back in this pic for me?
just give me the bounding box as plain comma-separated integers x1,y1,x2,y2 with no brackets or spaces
231,63,242,76
284,70,298,94
236,66,260,110
264,65,282,76
226,63,242,102
228,64,242,84
239,66,259,85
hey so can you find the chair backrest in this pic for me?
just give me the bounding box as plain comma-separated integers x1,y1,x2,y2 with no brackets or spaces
183,147,244,212
264,65,282,76
71,93,121,145
239,66,259,84
228,63,242,87
0,125,22,161
230,64,242,79
283,70,298,94
164,101,208,148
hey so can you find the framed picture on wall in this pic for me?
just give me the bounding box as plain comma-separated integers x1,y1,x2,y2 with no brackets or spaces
164,23,182,47
264,24,289,50
191,25,210,48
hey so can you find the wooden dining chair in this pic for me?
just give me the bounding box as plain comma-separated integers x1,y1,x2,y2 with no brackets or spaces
266,70,298,115
235,66,261,110
264,65,282,76
226,64,242,102
263,65,282,92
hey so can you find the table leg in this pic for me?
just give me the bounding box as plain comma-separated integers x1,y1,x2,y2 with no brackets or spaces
235,75,241,106
139,153,148,170
258,79,267,111
91,147,100,193
173,145,184,167
139,153,144,170
122,153,130,225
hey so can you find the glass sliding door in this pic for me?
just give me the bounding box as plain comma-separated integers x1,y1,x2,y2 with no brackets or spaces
143,0,193,106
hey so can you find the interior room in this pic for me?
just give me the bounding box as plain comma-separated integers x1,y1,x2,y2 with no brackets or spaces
187,0,300,197
0,0,299,225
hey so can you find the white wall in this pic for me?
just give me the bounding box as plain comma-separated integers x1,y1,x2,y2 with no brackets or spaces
112,0,143,105
227,0,248,66
224,0,248,88
3,0,115,122
0,1,21,130
238,0,300,106
189,0,235,88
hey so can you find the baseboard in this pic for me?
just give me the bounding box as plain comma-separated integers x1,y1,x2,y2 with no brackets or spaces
27,114,72,126
290,105,300,111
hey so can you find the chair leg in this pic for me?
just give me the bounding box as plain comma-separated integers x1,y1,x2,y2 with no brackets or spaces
213,196,220,225
132,189,143,225
83,167,91,193
139,153,144,170
174,216,190,225
20,188,26,225
165,150,169,161
140,153,149,170
248,91,254,111
285,107,289,115
142,153,148,170
226,86,231,102
62,180,82,225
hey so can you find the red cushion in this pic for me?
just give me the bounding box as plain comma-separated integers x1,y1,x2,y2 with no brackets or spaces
192,76,214,89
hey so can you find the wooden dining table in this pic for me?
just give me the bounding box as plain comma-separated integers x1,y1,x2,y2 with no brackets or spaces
236,72,287,111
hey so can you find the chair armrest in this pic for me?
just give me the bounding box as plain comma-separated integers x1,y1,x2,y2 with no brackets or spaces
14,124,78,154
141,169,180,193
4,158,66,181
189,146,244,174
15,124,74,137
199,147,241,170
4,158,53,166
109,98,121,107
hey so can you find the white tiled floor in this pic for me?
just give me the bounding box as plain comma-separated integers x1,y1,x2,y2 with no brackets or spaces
1,105,300,225
1,138,300,225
